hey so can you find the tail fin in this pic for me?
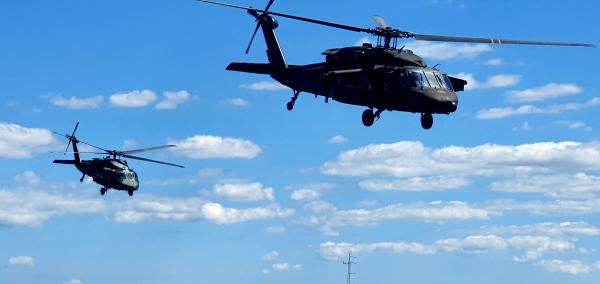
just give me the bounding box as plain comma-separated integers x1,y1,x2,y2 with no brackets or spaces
55,122,81,164
245,1,287,69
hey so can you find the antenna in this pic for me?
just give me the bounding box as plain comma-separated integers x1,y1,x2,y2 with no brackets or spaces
342,252,356,284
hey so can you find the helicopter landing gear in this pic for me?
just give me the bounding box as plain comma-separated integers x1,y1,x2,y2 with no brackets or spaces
80,174,85,183
362,108,383,127
287,90,300,111
100,187,107,195
420,113,433,130
128,190,134,197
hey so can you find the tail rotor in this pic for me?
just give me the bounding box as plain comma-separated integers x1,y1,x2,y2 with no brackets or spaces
244,0,275,54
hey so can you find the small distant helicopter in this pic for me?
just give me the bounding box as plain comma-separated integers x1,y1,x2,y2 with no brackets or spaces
52,123,184,196
200,0,595,129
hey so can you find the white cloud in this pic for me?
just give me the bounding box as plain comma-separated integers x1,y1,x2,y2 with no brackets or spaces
322,141,600,178
65,279,83,284
485,199,600,216
291,189,321,201
221,98,250,107
506,83,583,103
263,251,279,261
8,256,34,267
452,73,521,90
14,170,42,186
320,235,573,263
491,173,600,199
114,195,293,225
272,263,290,271
265,226,286,234
169,135,262,159
299,201,488,235
109,89,157,107
48,94,103,109
478,222,599,237
240,81,288,91
0,189,104,227
485,58,505,66
0,122,58,159
214,182,274,201
476,97,600,119
557,120,587,130
537,259,600,275
405,42,493,60
155,90,191,109
327,135,348,144
359,176,470,192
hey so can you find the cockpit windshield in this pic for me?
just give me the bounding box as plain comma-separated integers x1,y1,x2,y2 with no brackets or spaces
408,70,453,91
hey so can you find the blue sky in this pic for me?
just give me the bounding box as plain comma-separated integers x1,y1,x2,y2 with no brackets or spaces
1,0,599,283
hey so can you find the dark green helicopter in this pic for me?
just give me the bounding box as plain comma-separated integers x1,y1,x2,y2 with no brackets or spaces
53,123,184,196
200,0,595,129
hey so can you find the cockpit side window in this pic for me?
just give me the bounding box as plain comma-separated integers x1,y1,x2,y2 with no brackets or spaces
425,72,441,89
409,71,429,88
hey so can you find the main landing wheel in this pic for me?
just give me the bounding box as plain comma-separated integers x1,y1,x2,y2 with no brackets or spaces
420,113,433,130
362,109,375,127
286,101,294,111
128,190,134,197
100,188,107,195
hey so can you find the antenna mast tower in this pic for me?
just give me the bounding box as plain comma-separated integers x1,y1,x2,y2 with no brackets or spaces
343,252,356,284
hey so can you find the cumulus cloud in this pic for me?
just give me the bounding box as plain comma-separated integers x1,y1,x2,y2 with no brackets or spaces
109,89,157,107
476,97,600,119
0,122,58,159
114,195,293,225
485,199,600,216
320,235,573,262
298,201,488,236
485,58,505,66
506,83,583,103
0,189,105,227
214,182,274,201
478,222,599,237
327,135,348,144
270,262,302,272
221,98,250,107
47,94,103,109
290,183,335,202
537,259,600,275
491,173,600,199
452,73,521,90
322,141,600,178
404,42,493,60
8,256,34,267
240,81,287,91
169,135,262,159
263,251,279,261
155,91,191,109
359,176,470,192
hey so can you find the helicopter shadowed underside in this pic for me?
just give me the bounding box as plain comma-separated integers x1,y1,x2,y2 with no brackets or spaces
199,0,595,129
52,123,184,197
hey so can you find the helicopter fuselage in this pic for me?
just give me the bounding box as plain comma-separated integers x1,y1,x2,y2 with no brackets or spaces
76,158,139,192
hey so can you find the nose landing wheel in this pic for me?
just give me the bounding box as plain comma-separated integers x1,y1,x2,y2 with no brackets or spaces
100,187,107,195
420,113,433,130
128,190,134,197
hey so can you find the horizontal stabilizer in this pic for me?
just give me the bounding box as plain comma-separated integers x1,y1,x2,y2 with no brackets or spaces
53,159,77,165
448,76,468,92
226,62,273,74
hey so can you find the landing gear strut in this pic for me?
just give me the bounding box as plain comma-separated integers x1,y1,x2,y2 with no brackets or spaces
80,174,85,183
100,187,107,195
286,90,300,111
420,113,433,130
361,108,383,127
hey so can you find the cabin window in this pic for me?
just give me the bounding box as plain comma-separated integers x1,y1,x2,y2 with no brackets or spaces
408,71,429,88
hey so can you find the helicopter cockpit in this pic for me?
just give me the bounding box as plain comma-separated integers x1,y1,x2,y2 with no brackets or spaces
407,69,454,91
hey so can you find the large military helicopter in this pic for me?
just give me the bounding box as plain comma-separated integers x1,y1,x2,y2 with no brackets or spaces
200,0,595,129
52,123,184,196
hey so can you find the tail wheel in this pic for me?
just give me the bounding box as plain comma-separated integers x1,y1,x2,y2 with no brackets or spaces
420,113,433,130
362,109,375,127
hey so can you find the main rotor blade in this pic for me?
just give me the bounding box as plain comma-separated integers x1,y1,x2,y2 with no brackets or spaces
264,0,275,11
122,154,185,168
51,151,107,155
413,34,596,48
120,145,176,155
373,15,388,29
198,0,370,33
